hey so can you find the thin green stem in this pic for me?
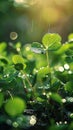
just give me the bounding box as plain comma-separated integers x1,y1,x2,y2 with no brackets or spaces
21,70,33,90
46,50,50,71
20,70,36,100
7,90,13,100
24,73,37,100
24,73,33,90
46,50,51,86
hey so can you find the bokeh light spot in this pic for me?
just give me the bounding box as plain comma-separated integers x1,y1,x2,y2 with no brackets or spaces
10,32,18,40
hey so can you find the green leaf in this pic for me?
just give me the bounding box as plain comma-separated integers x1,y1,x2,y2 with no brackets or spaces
14,63,26,70
37,66,50,80
64,81,73,93
0,42,7,53
48,42,61,51
0,92,4,108
31,42,45,54
42,33,61,50
55,71,69,83
70,113,73,118
49,124,65,130
0,66,4,73
15,42,21,48
50,93,62,104
4,97,26,117
65,49,73,56
68,33,73,42
0,58,8,64
36,97,45,102
12,55,24,64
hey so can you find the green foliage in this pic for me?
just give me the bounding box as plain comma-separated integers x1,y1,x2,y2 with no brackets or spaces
37,66,50,80
0,33,73,130
42,33,61,50
4,97,26,117
49,93,62,104
0,42,7,53
0,92,4,108
68,33,73,41
64,81,73,93
12,55,24,64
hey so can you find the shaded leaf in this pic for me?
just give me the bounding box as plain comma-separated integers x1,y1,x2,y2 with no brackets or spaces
50,93,62,104
14,63,26,71
64,81,73,93
0,92,4,108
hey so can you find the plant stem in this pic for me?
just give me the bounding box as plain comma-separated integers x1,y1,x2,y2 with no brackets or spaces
20,70,32,88
46,50,50,70
24,73,33,90
7,90,13,100
46,50,51,86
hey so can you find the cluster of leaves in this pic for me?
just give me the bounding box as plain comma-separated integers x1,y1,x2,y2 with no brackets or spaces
0,33,73,130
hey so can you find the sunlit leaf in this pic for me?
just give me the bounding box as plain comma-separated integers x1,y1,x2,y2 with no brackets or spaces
37,66,50,80
68,33,73,42
12,55,24,64
54,43,70,55
0,42,7,53
42,33,61,50
48,42,61,51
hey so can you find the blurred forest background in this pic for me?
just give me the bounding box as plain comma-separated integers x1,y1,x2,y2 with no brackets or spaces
0,0,73,44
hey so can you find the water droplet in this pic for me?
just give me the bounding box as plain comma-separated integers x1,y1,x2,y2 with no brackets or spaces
43,92,46,95
47,92,52,98
62,98,66,103
64,121,67,124
7,74,9,77
0,89,2,92
12,122,19,128
58,66,64,72
59,121,62,124
64,64,69,70
56,122,59,126
17,48,20,52
66,97,73,102
70,113,73,118
6,119,12,125
31,115,36,120
30,115,37,126
26,46,30,51
68,70,72,74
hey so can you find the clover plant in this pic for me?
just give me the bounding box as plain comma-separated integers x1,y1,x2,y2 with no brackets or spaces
0,33,73,130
